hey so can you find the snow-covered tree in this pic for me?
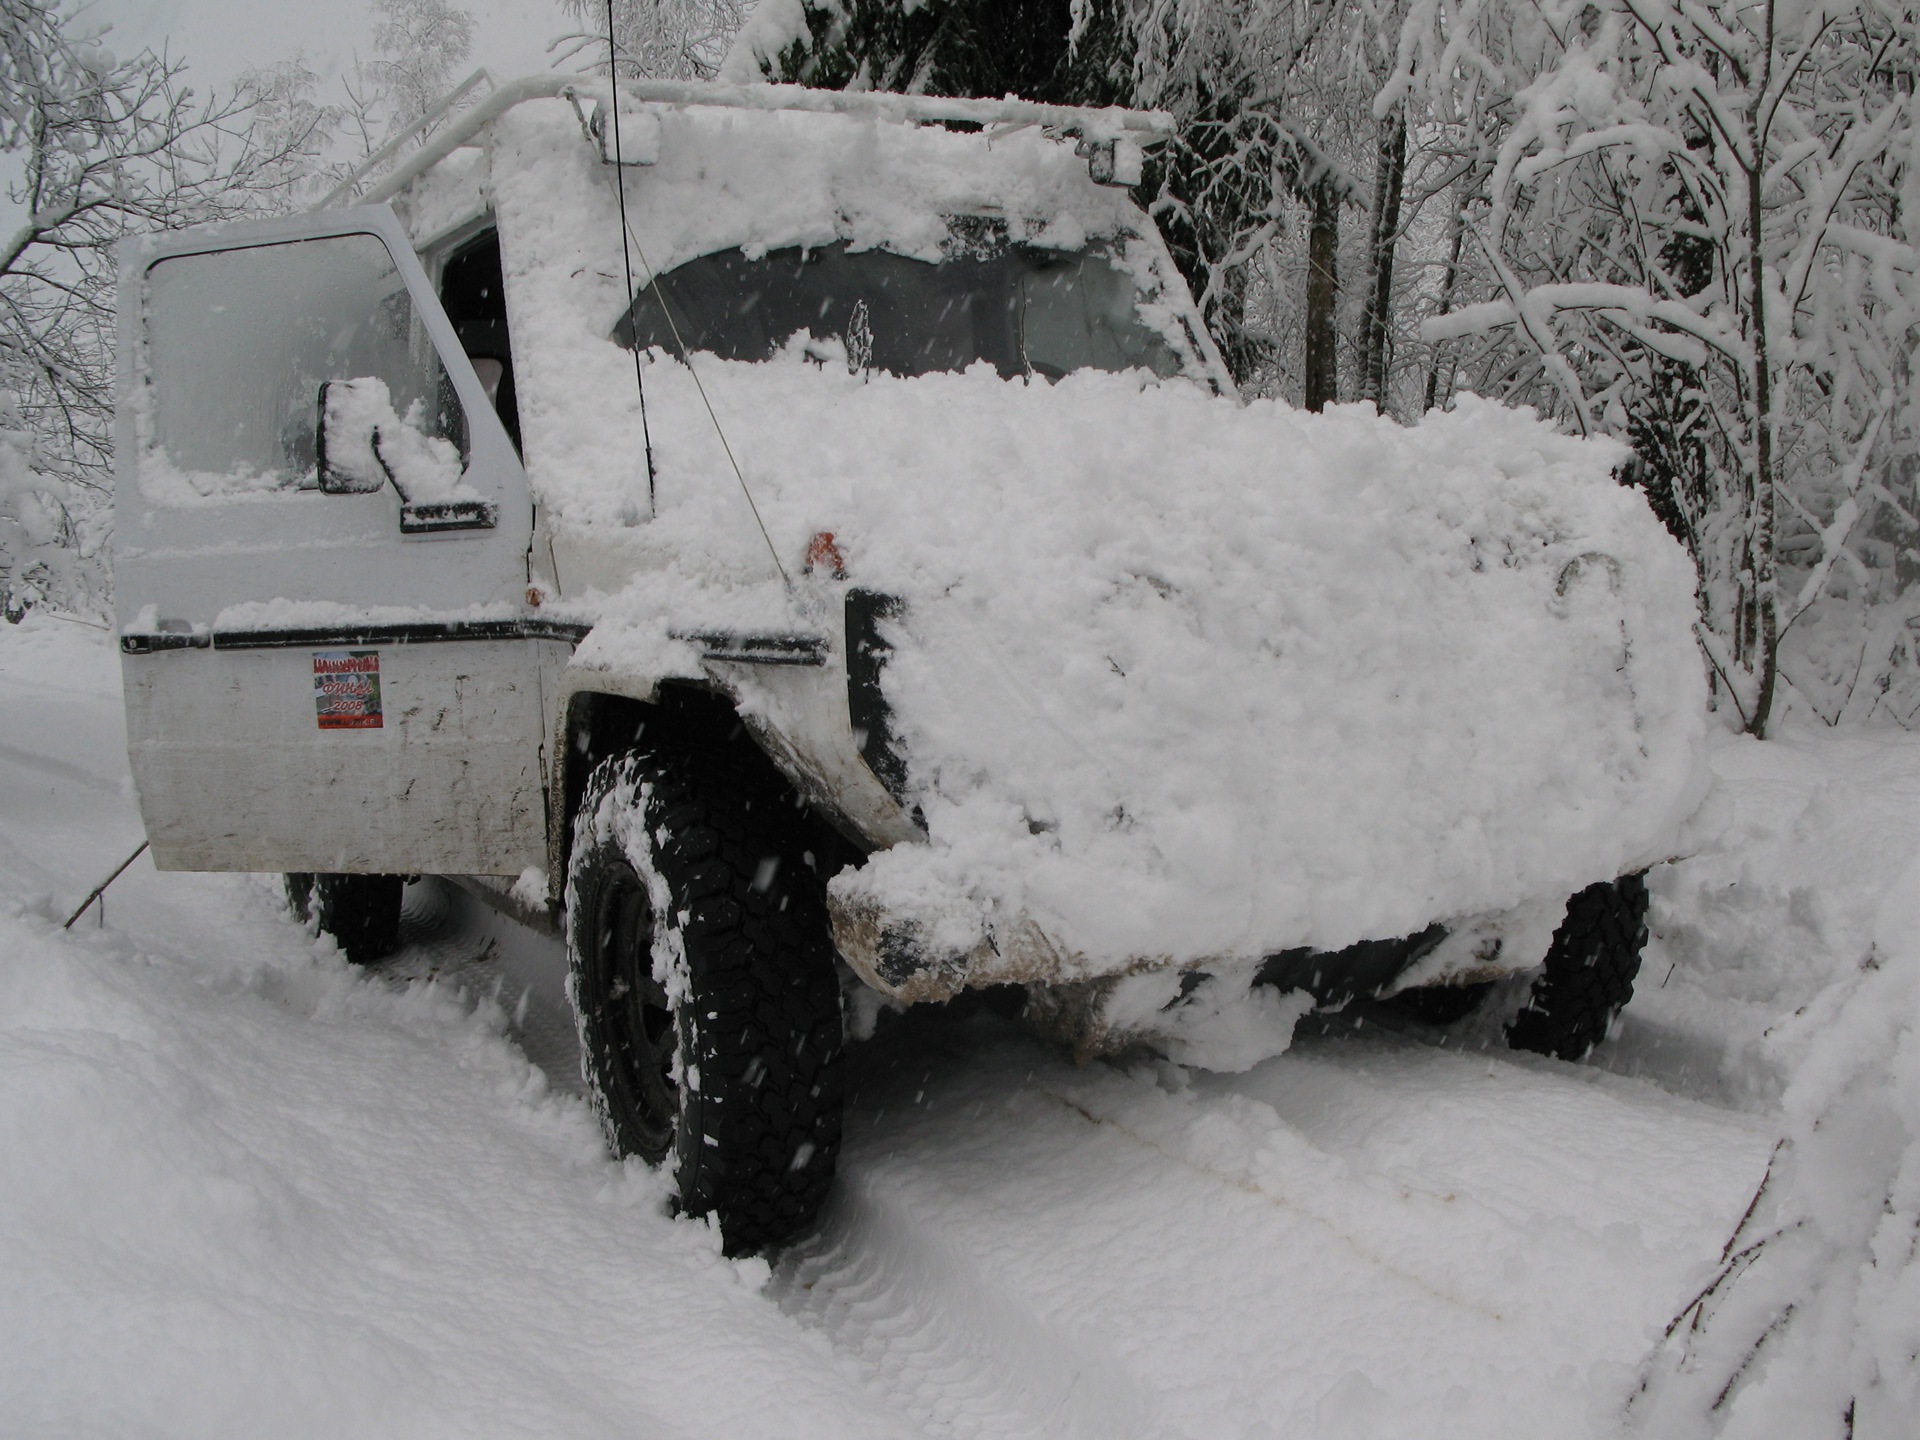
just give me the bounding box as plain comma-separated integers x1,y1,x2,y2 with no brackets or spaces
557,0,751,80
0,0,307,618
238,0,485,213
1114,0,1363,402
724,0,1124,99
337,0,476,157
1403,0,1920,736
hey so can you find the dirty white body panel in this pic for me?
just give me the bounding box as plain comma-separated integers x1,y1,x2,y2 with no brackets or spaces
126,640,561,873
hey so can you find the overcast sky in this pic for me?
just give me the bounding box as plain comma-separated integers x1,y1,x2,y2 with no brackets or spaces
85,0,576,95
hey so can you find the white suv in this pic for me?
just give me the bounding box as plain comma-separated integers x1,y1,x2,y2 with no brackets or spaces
116,76,1707,1252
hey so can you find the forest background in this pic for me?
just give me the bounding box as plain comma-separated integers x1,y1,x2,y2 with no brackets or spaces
4,0,1919,741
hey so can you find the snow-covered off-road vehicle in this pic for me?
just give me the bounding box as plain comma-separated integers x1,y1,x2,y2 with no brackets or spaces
115,73,1708,1252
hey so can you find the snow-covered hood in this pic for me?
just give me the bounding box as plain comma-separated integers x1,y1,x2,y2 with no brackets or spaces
482,93,1708,981
560,352,1711,979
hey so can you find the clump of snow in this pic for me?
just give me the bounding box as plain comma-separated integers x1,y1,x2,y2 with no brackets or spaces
205,597,528,632
1106,963,1318,1072
399,143,490,248
510,865,549,911
320,376,469,502
717,0,817,83
136,450,304,505
1387,896,1566,994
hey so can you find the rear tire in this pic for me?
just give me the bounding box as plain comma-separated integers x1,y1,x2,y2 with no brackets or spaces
286,872,404,965
1382,874,1649,1061
566,749,844,1255
1504,873,1649,1061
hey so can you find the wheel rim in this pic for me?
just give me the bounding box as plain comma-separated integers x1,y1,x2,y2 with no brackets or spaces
588,859,678,1161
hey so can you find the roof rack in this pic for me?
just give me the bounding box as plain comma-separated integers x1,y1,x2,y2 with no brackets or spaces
316,69,1177,213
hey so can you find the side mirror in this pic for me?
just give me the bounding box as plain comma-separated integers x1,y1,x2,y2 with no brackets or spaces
315,379,387,493
314,376,498,533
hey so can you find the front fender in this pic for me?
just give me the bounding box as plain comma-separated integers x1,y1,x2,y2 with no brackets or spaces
547,613,921,902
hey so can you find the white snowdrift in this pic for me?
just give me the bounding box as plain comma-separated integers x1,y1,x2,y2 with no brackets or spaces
554,349,1708,974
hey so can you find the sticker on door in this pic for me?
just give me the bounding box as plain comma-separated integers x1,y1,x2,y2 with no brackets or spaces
313,651,383,729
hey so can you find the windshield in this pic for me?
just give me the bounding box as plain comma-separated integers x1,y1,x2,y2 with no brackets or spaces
612,239,1181,380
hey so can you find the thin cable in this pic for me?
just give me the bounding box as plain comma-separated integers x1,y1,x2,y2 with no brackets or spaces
616,196,794,592
606,0,657,511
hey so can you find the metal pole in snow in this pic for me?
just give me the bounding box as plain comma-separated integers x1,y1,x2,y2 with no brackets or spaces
63,840,149,930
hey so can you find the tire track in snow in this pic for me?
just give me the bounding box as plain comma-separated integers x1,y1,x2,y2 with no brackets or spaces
763,1007,1181,1439
373,880,585,1094
1037,1079,1511,1323
770,1008,1775,1440
772,1171,1168,1440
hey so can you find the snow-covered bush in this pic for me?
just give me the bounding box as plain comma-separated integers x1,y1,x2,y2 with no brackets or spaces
0,390,100,621
1636,853,1920,1436
1402,0,1920,739
0,0,320,617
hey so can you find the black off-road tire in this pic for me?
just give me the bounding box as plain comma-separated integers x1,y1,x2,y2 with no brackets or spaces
286,872,405,965
1505,873,1649,1061
566,749,844,1255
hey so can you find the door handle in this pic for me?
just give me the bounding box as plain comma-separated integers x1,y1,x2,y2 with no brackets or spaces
400,498,499,533
120,624,210,654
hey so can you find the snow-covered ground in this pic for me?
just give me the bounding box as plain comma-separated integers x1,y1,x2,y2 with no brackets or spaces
4,611,1917,1437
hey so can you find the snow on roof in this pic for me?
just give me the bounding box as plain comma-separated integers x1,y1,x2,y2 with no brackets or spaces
485,95,1210,531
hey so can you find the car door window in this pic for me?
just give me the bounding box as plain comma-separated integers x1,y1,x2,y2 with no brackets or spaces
142,232,466,502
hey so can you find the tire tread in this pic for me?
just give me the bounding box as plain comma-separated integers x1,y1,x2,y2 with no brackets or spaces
1505,873,1649,1061
569,748,843,1254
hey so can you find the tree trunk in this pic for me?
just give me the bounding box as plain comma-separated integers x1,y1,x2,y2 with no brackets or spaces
1304,175,1340,412
1739,6,1779,740
1745,145,1779,739
1360,111,1406,410
1425,166,1475,413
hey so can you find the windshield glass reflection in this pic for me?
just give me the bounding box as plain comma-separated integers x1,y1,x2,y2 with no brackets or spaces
613,239,1180,380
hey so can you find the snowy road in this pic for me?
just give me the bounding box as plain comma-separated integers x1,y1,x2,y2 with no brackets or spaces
1,617,1795,1437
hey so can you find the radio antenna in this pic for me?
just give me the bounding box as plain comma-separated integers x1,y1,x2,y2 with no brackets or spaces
603,3,790,590
606,0,657,512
